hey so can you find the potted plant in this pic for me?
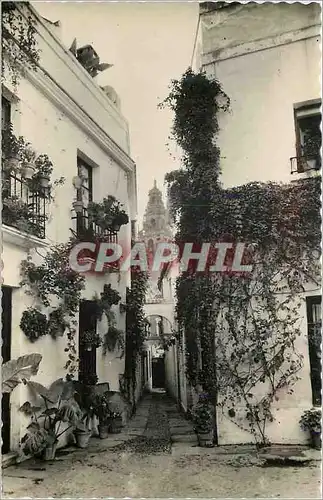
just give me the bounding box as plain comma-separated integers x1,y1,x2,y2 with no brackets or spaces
87,196,129,232
74,409,94,448
103,326,125,355
192,396,214,447
1,123,24,173
20,308,49,342
80,330,102,351
112,211,129,232
72,199,84,213
93,394,112,439
109,411,123,434
18,378,82,461
48,307,69,338
34,154,53,188
299,408,321,449
21,145,37,179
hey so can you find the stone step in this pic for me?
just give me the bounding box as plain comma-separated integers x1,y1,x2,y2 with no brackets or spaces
171,433,198,443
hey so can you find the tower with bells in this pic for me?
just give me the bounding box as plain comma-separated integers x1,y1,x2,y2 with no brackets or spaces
139,180,173,302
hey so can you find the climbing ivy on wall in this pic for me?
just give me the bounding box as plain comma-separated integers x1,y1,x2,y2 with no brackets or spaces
20,241,86,379
161,68,321,446
123,264,148,408
2,2,40,88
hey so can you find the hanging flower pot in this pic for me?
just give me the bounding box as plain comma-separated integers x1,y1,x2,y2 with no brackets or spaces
21,162,36,180
73,200,84,213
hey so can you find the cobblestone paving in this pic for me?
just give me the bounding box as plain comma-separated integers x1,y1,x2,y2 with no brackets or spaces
109,392,172,454
2,392,321,498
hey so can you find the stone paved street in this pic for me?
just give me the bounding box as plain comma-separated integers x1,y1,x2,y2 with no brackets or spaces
2,392,321,498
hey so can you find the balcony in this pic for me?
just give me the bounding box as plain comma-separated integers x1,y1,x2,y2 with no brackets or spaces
290,155,321,174
1,173,47,239
71,207,118,243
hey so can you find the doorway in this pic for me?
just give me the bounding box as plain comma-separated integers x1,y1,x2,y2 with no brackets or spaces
152,356,165,389
78,300,97,385
2,286,12,454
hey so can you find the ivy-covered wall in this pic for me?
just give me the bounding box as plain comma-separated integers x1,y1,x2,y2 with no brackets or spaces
161,68,321,446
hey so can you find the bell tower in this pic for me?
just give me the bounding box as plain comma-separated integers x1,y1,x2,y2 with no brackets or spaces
140,180,172,240
139,180,173,303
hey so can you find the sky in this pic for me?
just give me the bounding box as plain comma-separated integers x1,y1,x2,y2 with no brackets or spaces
32,1,199,226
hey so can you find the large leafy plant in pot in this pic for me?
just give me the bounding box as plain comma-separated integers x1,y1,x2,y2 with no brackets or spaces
73,382,98,448
192,395,214,447
299,408,322,450
18,378,82,461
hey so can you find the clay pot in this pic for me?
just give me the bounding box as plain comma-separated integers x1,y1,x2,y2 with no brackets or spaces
21,163,36,179
43,442,57,460
74,429,92,448
98,423,110,439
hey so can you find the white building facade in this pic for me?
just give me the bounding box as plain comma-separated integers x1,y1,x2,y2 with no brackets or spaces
1,3,137,454
176,1,321,445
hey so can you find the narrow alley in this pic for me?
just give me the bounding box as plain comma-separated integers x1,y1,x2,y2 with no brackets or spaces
2,392,321,499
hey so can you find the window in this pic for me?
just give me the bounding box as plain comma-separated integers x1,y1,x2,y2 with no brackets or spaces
306,295,322,406
292,101,322,173
77,157,93,206
1,96,11,131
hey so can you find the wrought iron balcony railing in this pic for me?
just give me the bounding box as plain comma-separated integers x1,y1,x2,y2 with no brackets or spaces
71,207,118,243
290,155,321,174
1,172,47,239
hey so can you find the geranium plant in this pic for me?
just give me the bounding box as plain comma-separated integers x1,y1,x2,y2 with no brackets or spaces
87,195,129,232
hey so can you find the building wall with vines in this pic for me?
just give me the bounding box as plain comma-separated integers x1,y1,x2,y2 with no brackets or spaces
190,2,321,446
2,2,136,450
162,60,320,447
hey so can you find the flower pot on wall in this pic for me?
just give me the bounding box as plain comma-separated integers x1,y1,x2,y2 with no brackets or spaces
21,163,36,179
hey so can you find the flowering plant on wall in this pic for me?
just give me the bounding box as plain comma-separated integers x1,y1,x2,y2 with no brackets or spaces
87,195,129,232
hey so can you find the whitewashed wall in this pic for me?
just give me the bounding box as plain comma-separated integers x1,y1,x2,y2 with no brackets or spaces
2,4,135,451
200,2,321,188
